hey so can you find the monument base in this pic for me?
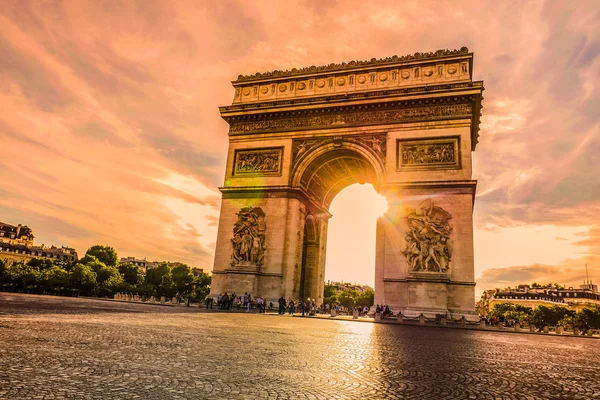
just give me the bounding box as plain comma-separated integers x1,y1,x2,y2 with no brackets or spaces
382,274,476,320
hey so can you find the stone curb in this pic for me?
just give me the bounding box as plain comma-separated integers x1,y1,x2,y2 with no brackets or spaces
293,314,600,339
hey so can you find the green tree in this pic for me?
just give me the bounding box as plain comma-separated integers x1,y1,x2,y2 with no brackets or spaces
324,284,336,298
355,288,375,308
136,283,156,298
39,264,69,292
118,263,144,286
487,303,517,319
70,263,97,295
0,258,7,282
146,263,171,287
504,310,529,324
529,305,573,327
146,263,174,297
84,245,118,268
573,305,600,331
172,264,195,298
26,258,55,272
191,268,211,301
7,262,35,290
486,302,533,323
338,289,358,309
159,273,174,297
96,265,123,296
323,284,338,305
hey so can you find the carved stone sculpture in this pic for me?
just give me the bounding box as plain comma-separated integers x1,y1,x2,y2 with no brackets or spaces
230,207,266,268
402,142,454,165
230,104,472,134
356,134,386,159
234,149,281,175
291,134,387,169
402,199,453,273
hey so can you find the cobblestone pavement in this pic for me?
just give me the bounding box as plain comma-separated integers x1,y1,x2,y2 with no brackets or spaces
1,294,599,400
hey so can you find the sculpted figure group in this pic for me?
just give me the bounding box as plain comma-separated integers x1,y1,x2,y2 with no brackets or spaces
236,152,280,173
402,143,454,165
402,200,453,273
230,207,267,267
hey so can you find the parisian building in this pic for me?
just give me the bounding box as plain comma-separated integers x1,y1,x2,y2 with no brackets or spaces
0,221,78,264
486,282,600,312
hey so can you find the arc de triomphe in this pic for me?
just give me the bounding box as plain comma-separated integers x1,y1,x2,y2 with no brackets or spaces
210,47,484,318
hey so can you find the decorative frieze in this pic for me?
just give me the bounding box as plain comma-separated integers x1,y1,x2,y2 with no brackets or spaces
397,136,461,171
230,104,472,135
233,147,283,176
402,199,453,273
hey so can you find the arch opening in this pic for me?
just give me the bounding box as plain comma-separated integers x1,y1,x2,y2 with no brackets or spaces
325,183,388,288
298,182,388,307
295,144,387,306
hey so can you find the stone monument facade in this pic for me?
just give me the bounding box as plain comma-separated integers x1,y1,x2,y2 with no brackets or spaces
210,47,484,318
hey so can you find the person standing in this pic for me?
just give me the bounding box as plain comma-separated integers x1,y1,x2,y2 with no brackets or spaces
278,296,286,315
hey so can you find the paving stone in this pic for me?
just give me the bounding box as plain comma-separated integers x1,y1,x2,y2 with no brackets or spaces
0,293,599,399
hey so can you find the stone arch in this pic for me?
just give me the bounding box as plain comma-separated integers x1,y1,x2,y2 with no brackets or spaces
212,50,483,318
291,140,385,209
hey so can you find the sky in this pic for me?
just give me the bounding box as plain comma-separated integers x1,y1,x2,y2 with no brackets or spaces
1,0,599,295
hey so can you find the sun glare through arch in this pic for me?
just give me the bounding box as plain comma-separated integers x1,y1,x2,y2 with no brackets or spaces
324,183,389,288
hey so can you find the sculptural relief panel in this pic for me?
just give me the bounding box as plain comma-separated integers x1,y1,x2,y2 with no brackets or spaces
396,136,461,171
233,147,283,176
402,199,453,273
230,207,267,270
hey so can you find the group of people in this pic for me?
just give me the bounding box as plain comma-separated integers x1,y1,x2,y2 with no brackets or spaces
205,294,384,318
206,292,271,313
375,304,393,317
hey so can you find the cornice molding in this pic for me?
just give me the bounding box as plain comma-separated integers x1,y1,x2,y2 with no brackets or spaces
219,186,332,218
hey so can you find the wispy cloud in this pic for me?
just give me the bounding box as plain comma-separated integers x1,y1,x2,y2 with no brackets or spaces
0,1,598,282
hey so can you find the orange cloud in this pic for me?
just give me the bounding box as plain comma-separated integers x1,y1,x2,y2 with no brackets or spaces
0,0,598,280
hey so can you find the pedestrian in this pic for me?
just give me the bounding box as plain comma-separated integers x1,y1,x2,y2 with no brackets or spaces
278,296,286,315
221,293,229,310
